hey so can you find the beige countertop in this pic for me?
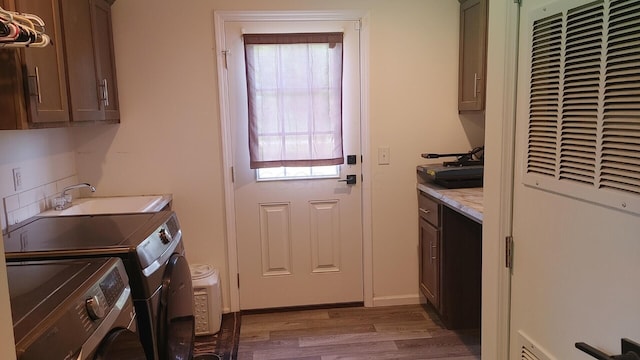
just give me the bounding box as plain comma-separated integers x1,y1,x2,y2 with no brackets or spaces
417,183,483,223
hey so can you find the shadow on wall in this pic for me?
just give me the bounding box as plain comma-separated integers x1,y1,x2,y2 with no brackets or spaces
71,125,119,192
459,112,486,148
0,128,73,166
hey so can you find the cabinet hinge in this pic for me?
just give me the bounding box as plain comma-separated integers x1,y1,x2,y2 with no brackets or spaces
231,166,235,183
505,235,514,270
513,0,521,4
354,20,361,31
237,273,240,288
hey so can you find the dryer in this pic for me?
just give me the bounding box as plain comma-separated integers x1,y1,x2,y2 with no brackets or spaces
7,257,147,360
4,211,194,360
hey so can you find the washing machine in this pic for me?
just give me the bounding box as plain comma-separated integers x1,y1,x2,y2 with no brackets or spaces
4,211,194,360
7,257,147,360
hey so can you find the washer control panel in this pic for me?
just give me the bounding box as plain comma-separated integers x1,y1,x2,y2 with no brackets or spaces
18,259,130,360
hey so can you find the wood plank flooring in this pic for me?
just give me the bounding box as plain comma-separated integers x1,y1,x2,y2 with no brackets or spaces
237,304,480,360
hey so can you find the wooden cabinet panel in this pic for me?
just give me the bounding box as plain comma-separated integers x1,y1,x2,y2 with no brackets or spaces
418,192,439,226
0,0,70,129
417,190,482,330
93,0,118,120
60,0,119,123
458,0,487,112
441,206,482,329
0,0,118,129
419,217,440,309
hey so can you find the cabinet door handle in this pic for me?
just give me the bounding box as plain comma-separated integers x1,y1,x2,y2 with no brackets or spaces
100,79,110,107
29,66,43,104
103,79,109,107
419,208,431,216
98,79,109,108
431,242,437,261
473,72,479,99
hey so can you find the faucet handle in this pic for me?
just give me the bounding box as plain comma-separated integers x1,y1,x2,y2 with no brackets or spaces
53,196,68,211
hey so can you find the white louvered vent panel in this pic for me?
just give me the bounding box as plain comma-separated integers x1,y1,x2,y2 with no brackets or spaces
559,1,604,185
522,347,541,360
601,0,640,194
527,13,563,177
517,331,555,360
524,0,640,214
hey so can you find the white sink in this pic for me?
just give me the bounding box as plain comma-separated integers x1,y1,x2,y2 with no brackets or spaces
38,195,170,217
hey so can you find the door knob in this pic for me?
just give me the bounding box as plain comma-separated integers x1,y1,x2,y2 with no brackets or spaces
338,175,357,185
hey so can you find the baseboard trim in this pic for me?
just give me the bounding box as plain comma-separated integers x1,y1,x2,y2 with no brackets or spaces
372,294,423,307
239,301,364,315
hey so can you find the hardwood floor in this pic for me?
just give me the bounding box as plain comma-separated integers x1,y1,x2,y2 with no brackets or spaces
237,304,480,360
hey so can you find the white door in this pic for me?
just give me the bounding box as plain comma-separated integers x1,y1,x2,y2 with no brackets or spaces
510,0,640,358
224,20,363,310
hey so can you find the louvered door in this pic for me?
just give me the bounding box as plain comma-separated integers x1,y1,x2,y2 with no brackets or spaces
524,0,640,215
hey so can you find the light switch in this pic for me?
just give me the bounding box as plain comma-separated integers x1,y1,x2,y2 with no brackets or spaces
378,147,390,165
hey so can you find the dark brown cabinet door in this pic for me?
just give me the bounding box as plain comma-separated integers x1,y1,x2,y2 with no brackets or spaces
419,217,440,309
458,0,487,112
92,0,118,121
0,0,70,128
61,0,119,123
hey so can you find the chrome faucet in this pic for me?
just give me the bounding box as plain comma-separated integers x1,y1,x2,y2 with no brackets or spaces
54,183,96,210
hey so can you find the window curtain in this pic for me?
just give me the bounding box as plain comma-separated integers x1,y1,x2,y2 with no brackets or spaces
244,32,344,169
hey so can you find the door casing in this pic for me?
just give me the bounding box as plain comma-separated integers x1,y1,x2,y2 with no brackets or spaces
483,0,521,359
213,10,372,313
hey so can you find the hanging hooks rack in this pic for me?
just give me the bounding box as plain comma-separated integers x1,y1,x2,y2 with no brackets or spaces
0,6,51,48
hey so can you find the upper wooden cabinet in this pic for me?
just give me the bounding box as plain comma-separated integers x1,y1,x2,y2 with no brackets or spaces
61,0,119,124
0,0,70,129
0,0,119,130
458,0,488,112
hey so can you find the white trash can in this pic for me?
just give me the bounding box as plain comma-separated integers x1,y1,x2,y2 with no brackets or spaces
189,264,222,335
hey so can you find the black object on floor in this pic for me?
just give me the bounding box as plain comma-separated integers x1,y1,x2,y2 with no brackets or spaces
193,354,222,360
193,312,241,360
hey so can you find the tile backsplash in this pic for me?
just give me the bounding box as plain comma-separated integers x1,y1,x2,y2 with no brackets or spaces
3,175,78,227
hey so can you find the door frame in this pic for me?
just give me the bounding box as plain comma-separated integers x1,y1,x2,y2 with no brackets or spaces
484,0,521,359
213,10,372,312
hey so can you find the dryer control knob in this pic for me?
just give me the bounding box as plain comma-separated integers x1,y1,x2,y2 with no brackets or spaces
86,296,107,320
159,228,172,244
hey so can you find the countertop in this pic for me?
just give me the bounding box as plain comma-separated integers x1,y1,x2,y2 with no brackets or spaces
417,183,483,223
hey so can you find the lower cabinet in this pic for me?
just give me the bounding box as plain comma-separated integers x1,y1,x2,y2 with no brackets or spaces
418,190,482,330
419,216,440,308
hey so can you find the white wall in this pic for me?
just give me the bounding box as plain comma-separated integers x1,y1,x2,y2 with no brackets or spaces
0,128,77,359
74,0,484,312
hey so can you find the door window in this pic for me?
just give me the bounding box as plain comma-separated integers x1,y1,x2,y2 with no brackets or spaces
256,165,339,181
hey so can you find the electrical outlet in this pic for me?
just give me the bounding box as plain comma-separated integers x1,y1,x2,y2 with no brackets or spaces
12,168,23,191
378,147,390,165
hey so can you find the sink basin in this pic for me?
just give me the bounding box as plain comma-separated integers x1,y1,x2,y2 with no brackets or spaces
38,195,170,217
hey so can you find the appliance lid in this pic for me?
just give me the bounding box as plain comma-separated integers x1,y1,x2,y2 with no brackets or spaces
3,212,163,255
7,258,112,341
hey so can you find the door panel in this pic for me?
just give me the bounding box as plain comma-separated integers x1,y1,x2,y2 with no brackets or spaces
225,20,363,310
510,1,640,358
18,0,70,125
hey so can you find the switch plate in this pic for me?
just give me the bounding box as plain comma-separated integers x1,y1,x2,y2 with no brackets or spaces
12,168,23,191
378,147,390,165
